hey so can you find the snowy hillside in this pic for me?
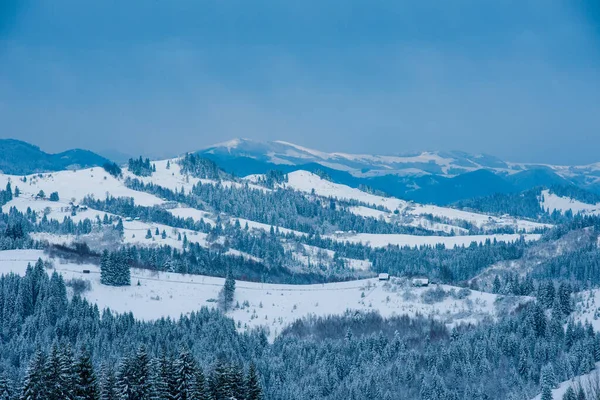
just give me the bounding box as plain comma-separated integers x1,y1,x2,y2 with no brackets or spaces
283,170,550,234
0,249,530,341
540,189,600,216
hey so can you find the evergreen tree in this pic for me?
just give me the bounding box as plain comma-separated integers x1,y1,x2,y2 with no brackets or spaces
75,346,99,400
563,386,577,400
220,270,236,311
44,344,73,400
193,369,210,400
21,349,46,400
100,250,112,285
245,363,262,400
0,373,12,400
174,349,197,400
540,363,556,400
99,363,118,400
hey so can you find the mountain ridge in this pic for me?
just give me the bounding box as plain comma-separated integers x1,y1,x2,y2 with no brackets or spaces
0,139,110,175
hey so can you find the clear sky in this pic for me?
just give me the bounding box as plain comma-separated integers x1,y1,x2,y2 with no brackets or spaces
1,1,599,164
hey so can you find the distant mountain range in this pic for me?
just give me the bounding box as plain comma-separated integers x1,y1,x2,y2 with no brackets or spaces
3,137,600,205
0,139,110,175
198,138,600,204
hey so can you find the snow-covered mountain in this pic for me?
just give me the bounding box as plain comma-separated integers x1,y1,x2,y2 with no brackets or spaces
199,138,600,204
201,138,600,181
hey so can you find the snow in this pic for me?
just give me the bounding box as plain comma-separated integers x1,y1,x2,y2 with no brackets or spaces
540,189,600,216
230,217,306,237
328,232,541,249
348,206,470,235
0,169,164,206
530,362,600,400
168,207,216,226
572,289,600,333
123,158,201,193
0,249,528,342
285,170,550,233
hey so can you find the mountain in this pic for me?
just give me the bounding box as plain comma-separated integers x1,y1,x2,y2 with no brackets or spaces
198,138,600,204
0,139,110,175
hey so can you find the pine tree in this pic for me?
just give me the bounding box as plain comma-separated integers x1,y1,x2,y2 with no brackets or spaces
156,353,176,400
99,363,118,400
210,360,233,400
117,356,135,400
193,369,210,400
44,344,72,400
75,346,99,400
116,218,124,237
492,275,501,293
540,363,557,400
0,373,12,400
100,250,112,285
563,386,577,400
21,349,46,400
132,345,153,400
174,349,197,400
220,270,236,311
245,363,262,400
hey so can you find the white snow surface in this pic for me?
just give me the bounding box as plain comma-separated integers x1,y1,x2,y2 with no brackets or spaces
0,249,527,341
530,362,600,400
540,189,600,216
0,169,164,206
284,170,550,233
327,232,541,248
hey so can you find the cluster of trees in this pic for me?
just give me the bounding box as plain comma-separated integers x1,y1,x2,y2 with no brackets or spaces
455,188,552,221
178,154,224,180
126,177,434,236
18,344,263,400
455,185,600,224
4,260,600,399
100,250,131,286
82,195,213,235
0,183,13,207
102,162,122,178
255,170,288,189
128,157,155,177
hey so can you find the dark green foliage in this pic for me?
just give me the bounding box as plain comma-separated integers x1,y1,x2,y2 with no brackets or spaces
128,156,153,177
178,154,223,180
100,250,131,286
219,271,235,311
103,162,122,178
75,346,100,400
49,191,60,202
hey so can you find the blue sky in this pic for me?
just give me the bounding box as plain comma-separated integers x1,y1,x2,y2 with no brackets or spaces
1,1,599,164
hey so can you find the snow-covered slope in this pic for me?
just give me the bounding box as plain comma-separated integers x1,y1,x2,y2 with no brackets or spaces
284,170,551,233
328,232,541,249
0,168,163,206
540,189,600,216
0,249,530,341
530,363,600,400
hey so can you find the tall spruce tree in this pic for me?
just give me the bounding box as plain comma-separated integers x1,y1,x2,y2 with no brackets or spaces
21,349,46,400
75,346,99,400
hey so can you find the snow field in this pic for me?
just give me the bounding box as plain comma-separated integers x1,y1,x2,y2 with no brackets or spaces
0,249,527,342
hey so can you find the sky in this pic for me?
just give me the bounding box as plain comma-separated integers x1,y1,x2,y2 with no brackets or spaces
0,1,599,165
